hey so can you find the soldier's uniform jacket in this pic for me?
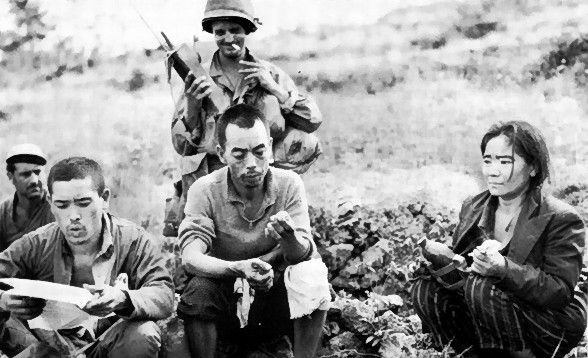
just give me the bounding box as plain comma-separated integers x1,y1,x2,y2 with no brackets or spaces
171,48,323,175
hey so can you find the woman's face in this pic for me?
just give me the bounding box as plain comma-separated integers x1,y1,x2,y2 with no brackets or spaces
482,135,536,200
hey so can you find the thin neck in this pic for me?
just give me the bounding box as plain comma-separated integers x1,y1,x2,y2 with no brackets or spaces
231,177,264,202
236,183,264,201
497,191,527,215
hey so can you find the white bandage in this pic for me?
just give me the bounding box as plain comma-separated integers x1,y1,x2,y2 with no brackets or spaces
284,259,331,319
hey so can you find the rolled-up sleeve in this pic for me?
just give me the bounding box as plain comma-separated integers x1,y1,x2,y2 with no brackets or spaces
119,231,174,321
179,179,217,254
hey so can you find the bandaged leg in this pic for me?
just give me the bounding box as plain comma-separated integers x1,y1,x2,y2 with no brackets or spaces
284,259,330,318
284,259,330,358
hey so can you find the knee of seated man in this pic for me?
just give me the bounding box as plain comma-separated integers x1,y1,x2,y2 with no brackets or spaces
104,320,162,358
178,275,234,322
122,321,161,347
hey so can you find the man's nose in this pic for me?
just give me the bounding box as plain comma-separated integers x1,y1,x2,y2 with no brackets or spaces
29,172,39,184
224,32,235,43
68,208,81,222
245,153,256,169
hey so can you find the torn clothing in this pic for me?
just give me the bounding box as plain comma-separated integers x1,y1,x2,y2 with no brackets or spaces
170,48,322,176
0,191,54,252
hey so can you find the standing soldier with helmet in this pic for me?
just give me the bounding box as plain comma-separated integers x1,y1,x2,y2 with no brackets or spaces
164,0,323,237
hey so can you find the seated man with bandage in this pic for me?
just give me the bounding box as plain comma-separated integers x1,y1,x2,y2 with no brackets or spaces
177,103,329,358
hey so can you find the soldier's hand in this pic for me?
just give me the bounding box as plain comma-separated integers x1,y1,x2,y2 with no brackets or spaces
265,211,296,242
184,72,213,100
239,60,278,92
0,292,46,320
230,259,274,292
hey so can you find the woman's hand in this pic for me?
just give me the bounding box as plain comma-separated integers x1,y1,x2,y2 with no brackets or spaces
470,246,507,278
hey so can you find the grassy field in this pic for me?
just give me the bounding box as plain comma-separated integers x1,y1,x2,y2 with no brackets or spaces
2,0,588,356
0,1,588,235
2,0,588,229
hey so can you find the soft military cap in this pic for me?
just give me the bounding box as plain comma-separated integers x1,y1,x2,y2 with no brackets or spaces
202,0,259,34
5,143,47,165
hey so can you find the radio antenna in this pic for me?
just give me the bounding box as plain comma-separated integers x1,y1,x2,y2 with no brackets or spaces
129,1,169,50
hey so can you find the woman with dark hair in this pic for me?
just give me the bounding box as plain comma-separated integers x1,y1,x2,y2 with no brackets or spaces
411,121,587,358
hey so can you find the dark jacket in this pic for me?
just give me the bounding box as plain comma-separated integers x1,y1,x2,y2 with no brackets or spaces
452,190,586,310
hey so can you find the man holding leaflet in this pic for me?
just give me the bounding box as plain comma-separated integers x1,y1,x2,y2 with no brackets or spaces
0,157,174,357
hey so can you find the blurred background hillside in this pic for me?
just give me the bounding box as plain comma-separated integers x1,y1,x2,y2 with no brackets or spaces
2,0,588,232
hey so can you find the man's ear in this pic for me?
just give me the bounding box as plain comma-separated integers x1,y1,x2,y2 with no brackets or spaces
101,188,111,210
7,172,13,181
216,145,228,165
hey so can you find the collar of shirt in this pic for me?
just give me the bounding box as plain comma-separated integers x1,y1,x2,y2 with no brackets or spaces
224,167,278,222
59,213,115,260
56,213,116,287
477,192,537,239
477,195,498,237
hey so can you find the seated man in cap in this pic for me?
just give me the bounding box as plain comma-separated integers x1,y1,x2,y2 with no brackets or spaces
0,143,54,252
178,104,329,358
0,157,174,357
165,0,323,237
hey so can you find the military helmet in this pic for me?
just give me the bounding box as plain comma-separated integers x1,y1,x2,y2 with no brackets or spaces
202,0,260,34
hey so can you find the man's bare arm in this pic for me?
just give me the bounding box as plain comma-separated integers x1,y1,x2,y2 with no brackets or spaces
182,240,275,291
182,240,238,278
265,211,311,264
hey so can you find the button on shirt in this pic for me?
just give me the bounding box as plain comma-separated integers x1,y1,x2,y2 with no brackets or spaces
179,167,317,262
0,192,55,252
